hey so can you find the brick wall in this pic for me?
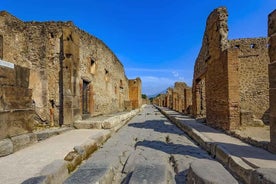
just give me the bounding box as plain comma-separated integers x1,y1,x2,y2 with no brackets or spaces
193,7,269,130
128,78,142,109
268,10,276,153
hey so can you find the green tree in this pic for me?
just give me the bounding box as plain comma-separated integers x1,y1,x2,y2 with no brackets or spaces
142,94,147,99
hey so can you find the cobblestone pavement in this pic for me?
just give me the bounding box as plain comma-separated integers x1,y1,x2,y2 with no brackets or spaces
66,105,234,183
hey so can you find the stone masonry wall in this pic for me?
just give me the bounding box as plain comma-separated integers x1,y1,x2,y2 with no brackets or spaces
128,78,142,109
268,10,276,153
193,7,270,130
0,11,132,126
193,7,229,127
229,38,270,125
0,61,34,140
77,28,130,116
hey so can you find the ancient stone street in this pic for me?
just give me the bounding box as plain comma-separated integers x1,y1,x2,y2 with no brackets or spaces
65,105,237,183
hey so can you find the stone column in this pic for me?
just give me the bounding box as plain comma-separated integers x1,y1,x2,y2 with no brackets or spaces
268,10,276,153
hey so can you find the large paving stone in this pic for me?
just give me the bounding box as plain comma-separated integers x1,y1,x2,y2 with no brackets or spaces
251,168,276,184
187,159,238,184
64,163,113,184
128,164,168,184
0,138,13,156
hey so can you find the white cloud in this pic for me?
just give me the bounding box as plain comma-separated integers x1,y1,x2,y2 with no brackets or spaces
172,71,179,77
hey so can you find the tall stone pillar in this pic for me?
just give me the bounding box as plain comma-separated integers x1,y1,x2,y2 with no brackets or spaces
268,10,276,153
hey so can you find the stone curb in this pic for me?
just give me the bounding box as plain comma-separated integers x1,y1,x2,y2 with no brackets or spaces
187,159,238,184
64,130,112,172
22,130,112,184
156,106,276,184
22,106,144,184
65,107,145,184
74,108,141,130
0,127,72,157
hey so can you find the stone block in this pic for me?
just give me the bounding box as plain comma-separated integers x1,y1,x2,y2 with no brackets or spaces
269,62,276,88
40,160,69,184
228,156,254,184
64,151,82,172
11,133,37,152
0,110,34,140
64,163,112,184
21,176,47,184
36,132,49,141
0,138,13,156
129,164,167,184
268,10,276,36
15,65,30,88
74,121,102,129
0,66,15,86
187,159,238,184
215,144,230,165
270,88,276,115
269,36,276,62
251,168,276,184
74,139,97,160
1,86,33,109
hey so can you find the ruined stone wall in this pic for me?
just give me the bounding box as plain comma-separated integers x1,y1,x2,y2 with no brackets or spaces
173,82,185,112
193,7,228,121
193,7,241,130
166,88,173,109
0,11,132,127
184,87,192,114
206,48,240,130
77,28,130,115
0,61,34,140
268,10,276,153
193,7,270,130
128,78,142,109
229,38,270,125
0,12,63,125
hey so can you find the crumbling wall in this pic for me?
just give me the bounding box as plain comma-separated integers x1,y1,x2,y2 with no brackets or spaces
203,7,231,129
0,11,133,127
166,88,173,109
229,38,270,125
78,28,130,115
268,9,276,153
0,61,34,140
184,87,192,114
128,78,142,109
192,7,229,126
193,7,270,130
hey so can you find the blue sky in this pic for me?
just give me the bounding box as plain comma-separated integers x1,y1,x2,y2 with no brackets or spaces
1,1,275,95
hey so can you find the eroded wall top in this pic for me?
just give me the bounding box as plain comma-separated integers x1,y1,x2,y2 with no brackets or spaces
193,7,228,80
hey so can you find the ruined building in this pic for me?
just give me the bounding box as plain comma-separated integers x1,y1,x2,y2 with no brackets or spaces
128,78,142,109
192,7,270,130
153,82,192,114
0,11,141,141
268,10,276,153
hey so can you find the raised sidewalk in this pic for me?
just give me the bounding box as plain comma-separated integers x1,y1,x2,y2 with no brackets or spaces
157,106,276,184
0,108,140,184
